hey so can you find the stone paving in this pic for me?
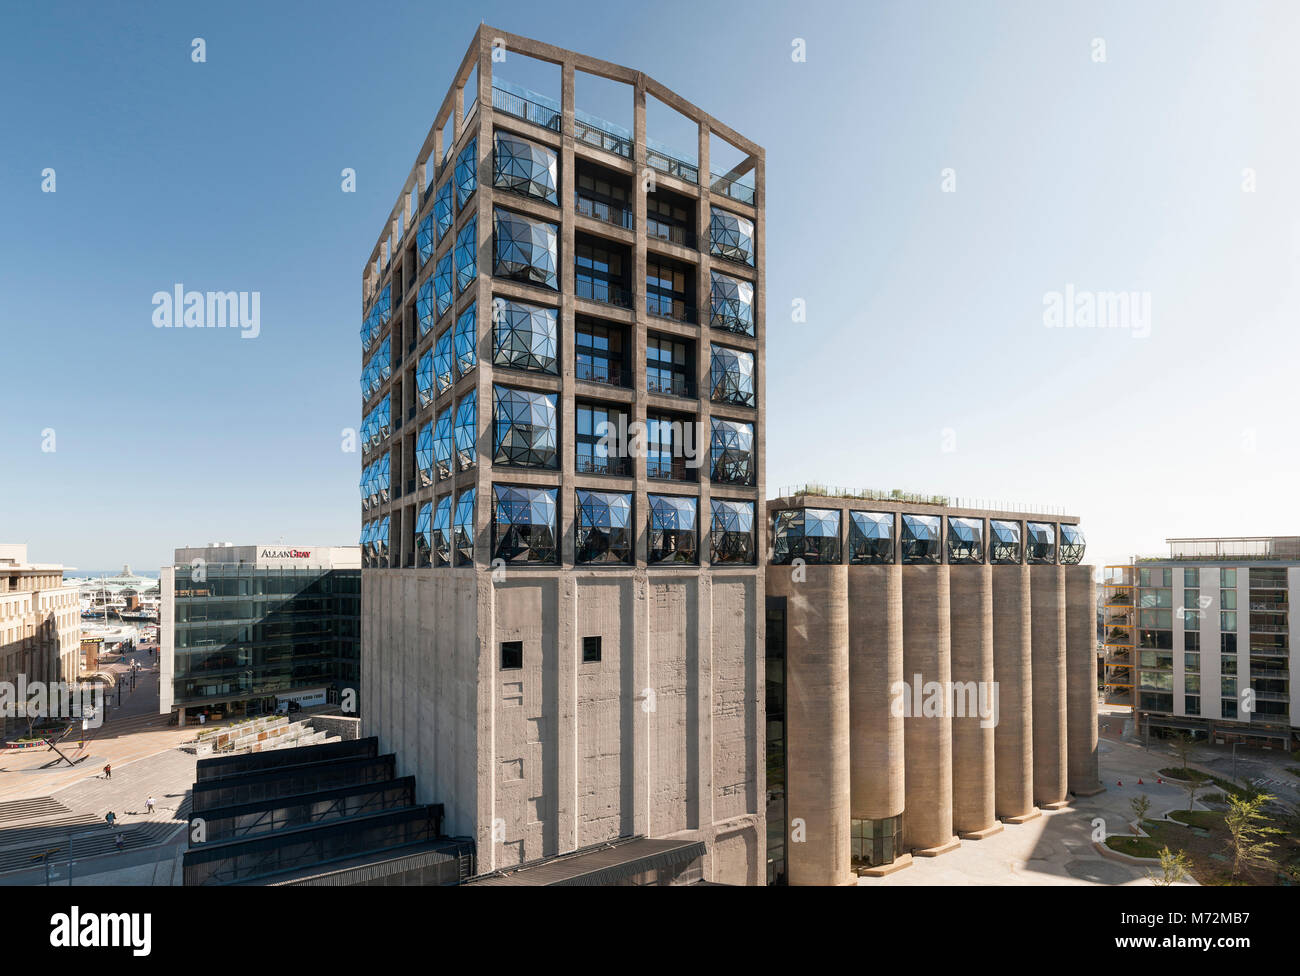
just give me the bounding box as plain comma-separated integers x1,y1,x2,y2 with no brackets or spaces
859,712,1217,886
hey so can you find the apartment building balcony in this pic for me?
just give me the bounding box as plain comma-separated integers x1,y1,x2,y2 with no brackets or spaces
646,147,698,185
576,279,634,310
646,373,696,399
576,455,631,477
646,297,697,325
646,457,694,482
575,192,634,231
575,361,631,388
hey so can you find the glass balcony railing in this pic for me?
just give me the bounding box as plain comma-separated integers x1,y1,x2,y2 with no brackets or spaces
646,147,698,185
573,118,632,158
710,170,756,205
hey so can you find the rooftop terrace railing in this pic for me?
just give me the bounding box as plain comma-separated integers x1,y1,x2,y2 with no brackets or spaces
646,147,699,185
710,170,756,205
492,86,562,132
773,485,1069,516
574,118,632,158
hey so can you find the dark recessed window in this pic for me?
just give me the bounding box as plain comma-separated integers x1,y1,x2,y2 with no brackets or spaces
501,640,523,670
582,636,602,663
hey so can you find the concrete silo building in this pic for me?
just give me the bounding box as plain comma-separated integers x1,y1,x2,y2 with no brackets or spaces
764,491,1100,885
358,27,766,884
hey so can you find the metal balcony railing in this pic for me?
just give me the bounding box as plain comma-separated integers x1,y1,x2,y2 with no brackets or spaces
575,277,633,309
646,373,695,398
646,148,698,185
646,298,697,324
573,118,632,158
645,218,696,249
492,87,561,131
575,193,634,230
710,170,756,205
574,361,630,388
646,456,693,481
576,455,630,476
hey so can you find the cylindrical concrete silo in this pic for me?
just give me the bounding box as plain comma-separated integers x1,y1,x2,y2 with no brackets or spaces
1030,564,1069,809
901,564,958,855
992,563,1037,822
949,564,999,837
771,564,854,885
848,564,905,826
1066,565,1103,796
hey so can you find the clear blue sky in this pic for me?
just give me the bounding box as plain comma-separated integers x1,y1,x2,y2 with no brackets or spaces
3,0,1298,572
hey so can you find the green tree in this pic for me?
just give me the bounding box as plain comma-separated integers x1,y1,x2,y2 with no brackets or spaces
1130,793,1151,834
1224,792,1282,881
1149,846,1191,886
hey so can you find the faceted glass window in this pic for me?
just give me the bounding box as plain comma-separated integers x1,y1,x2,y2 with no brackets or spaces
493,208,559,290
416,421,434,486
1059,524,1086,565
455,216,478,293
710,345,756,407
492,484,559,564
1025,522,1056,564
434,180,453,241
575,490,633,565
376,516,390,567
901,514,941,564
947,517,984,565
433,408,454,480
989,519,1021,564
648,494,697,565
772,508,841,565
493,385,558,469
454,137,477,209
453,392,477,471
454,302,477,376
493,131,558,205
710,418,754,486
417,277,437,336
709,207,755,267
492,298,558,374
431,495,452,566
415,502,433,567
434,251,453,317
417,213,436,266
711,499,756,565
433,329,454,394
417,349,434,407
453,488,475,566
709,270,754,336
848,511,893,564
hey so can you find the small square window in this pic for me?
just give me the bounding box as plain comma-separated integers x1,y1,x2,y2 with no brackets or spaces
501,640,523,670
582,636,602,663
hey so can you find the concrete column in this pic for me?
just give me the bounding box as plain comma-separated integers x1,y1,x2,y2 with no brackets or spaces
770,564,853,885
1030,564,1068,809
1066,565,1103,796
949,565,1000,838
992,564,1037,822
901,564,959,855
848,564,904,822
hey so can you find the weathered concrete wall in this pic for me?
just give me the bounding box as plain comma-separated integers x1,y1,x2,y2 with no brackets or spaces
992,564,1035,820
949,565,996,836
312,714,361,740
901,564,956,853
1065,566,1102,795
770,563,852,885
849,564,904,822
1030,564,1068,808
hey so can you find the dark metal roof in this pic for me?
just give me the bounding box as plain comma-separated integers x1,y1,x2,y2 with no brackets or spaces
466,837,706,886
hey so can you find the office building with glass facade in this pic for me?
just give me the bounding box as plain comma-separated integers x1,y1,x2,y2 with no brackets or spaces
1126,537,1299,752
159,545,361,724
764,493,1097,885
358,28,764,883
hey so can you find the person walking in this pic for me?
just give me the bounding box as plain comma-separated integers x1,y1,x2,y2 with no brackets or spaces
103,762,111,780
114,833,124,852
145,795,155,815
